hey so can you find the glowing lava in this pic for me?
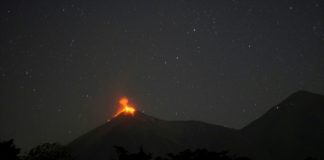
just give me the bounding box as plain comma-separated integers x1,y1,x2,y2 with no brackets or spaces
114,97,136,117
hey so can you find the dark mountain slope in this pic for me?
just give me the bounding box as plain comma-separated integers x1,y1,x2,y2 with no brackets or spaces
242,90,324,160
69,111,245,160
69,90,324,160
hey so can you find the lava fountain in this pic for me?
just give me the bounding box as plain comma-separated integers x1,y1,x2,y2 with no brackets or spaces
114,97,136,117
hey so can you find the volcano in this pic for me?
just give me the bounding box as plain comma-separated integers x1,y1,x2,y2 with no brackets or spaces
68,91,324,160
68,111,247,160
242,90,324,160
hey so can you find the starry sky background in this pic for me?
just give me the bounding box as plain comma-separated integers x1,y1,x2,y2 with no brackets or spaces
0,0,323,150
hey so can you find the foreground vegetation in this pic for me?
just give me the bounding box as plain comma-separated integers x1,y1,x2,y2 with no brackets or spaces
0,139,318,160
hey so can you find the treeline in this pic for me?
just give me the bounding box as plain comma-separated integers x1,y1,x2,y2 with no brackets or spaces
0,139,71,160
114,146,250,160
0,139,318,160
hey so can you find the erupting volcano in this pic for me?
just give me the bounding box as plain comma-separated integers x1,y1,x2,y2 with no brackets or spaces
114,97,136,117
69,91,324,160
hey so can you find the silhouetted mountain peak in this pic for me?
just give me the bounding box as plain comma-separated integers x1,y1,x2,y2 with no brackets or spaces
69,111,243,160
109,111,159,126
69,90,324,160
244,90,324,129
242,90,324,160
292,90,314,95
286,90,323,100
274,90,324,112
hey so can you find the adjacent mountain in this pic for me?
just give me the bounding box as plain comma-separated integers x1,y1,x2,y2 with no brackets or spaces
242,90,324,160
68,111,248,160
68,90,324,160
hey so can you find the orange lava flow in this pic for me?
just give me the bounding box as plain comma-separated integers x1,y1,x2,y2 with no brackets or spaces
114,97,136,117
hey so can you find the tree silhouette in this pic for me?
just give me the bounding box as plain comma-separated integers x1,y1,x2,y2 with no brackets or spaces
114,146,129,160
23,143,73,160
166,149,249,160
0,139,21,160
114,146,152,160
114,147,251,160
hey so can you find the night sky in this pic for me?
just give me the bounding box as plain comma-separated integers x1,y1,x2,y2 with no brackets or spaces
1,0,323,150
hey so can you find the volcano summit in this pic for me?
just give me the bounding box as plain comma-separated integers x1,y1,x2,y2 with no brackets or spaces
68,91,324,160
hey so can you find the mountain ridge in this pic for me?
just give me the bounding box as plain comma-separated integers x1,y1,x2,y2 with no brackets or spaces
69,111,245,160
69,90,324,160
241,90,324,160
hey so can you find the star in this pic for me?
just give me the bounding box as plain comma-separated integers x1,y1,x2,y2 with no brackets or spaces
288,6,294,10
